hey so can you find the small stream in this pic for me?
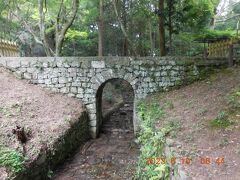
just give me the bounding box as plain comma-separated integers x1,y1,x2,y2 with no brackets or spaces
53,93,139,180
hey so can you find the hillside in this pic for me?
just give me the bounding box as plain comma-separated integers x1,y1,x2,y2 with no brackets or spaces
0,67,86,179
141,67,240,179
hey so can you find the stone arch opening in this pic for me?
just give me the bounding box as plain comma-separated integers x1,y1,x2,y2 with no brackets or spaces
95,78,135,136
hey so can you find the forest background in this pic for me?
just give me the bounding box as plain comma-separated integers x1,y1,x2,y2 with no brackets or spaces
0,0,239,57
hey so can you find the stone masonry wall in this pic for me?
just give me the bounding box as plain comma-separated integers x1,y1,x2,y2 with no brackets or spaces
0,57,228,138
15,111,89,180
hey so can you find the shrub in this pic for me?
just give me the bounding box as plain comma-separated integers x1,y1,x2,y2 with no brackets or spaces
0,146,26,177
135,100,174,179
210,111,233,128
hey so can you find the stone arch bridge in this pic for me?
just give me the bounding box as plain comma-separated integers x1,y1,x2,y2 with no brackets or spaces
0,57,227,138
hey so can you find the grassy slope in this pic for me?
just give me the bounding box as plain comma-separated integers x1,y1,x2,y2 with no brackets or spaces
138,67,240,180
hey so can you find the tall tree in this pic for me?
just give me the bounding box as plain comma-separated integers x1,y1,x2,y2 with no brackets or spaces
98,0,104,56
166,0,175,51
165,0,193,51
11,0,80,56
112,0,137,56
38,0,53,56
210,0,220,29
159,0,166,56
55,0,80,56
122,0,128,56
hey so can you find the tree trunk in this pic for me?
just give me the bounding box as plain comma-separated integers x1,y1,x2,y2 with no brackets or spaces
237,18,240,36
159,0,166,56
98,0,104,56
112,0,137,56
122,0,128,56
210,7,217,29
55,0,79,56
168,1,173,52
38,0,53,56
228,44,234,67
149,21,154,56
12,0,79,57
138,32,142,56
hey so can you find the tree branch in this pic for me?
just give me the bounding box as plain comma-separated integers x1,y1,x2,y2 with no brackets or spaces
10,2,43,45
216,14,240,23
112,0,137,56
38,0,54,56
55,0,80,56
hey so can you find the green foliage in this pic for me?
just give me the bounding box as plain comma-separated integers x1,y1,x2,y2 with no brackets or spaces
0,146,26,177
47,169,54,178
137,101,164,128
227,87,240,109
209,87,240,129
209,111,233,128
0,0,20,41
0,0,224,56
210,118,232,128
165,120,182,130
217,111,227,121
135,131,171,179
169,33,204,56
194,29,236,41
66,29,89,40
135,100,179,179
181,0,214,31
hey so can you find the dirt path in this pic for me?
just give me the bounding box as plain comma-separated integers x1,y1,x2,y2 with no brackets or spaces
53,93,139,180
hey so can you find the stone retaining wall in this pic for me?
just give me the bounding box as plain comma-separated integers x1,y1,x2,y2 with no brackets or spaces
14,111,89,180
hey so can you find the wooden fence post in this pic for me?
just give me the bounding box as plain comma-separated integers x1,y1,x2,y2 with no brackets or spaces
228,44,234,67
0,39,20,57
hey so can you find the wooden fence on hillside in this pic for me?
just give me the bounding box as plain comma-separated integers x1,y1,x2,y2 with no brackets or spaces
207,38,240,66
208,39,232,57
0,39,19,57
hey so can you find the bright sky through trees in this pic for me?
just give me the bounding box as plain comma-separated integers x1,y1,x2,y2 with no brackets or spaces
217,0,240,16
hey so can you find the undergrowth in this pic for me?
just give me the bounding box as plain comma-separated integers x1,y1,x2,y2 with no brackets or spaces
0,146,26,178
209,87,240,129
135,100,177,179
227,87,240,109
209,111,233,128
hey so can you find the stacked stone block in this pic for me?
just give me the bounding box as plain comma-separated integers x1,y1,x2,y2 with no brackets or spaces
0,57,227,138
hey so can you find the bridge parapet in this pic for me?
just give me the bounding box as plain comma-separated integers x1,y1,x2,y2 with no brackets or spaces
0,57,228,138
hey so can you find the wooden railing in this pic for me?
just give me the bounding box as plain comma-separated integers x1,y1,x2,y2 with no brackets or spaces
208,39,232,57
0,39,19,57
